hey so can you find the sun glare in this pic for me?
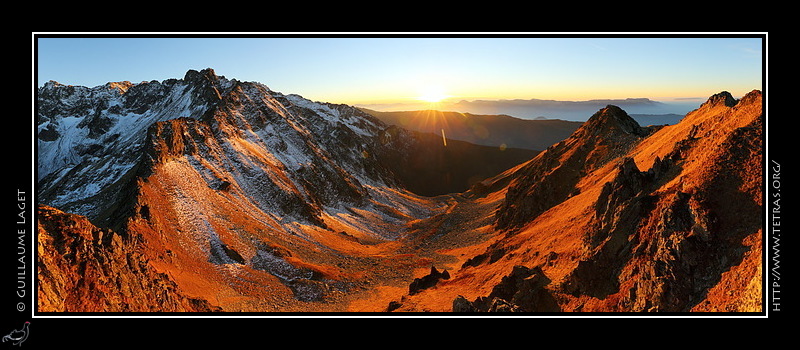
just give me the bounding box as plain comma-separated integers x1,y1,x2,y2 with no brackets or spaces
417,85,449,103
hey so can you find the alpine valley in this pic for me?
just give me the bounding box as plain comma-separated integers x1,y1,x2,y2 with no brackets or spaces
35,68,764,313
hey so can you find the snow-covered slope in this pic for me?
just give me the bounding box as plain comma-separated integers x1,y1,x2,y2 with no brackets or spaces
37,70,226,217
37,68,451,308
36,69,418,223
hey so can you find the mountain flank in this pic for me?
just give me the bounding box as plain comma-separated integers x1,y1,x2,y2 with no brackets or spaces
385,90,763,313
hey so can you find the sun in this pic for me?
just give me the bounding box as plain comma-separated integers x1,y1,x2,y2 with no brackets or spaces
417,85,449,103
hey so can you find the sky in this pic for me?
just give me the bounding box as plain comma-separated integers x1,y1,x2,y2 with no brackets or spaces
34,34,764,109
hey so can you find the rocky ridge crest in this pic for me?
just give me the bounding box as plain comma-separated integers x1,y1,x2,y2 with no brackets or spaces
37,205,219,312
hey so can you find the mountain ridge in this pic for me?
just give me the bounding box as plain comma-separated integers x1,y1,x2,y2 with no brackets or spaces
392,90,764,313
35,69,763,314
494,104,657,231
356,95,695,122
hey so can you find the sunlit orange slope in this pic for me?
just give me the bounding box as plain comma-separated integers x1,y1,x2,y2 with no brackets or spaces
388,90,763,313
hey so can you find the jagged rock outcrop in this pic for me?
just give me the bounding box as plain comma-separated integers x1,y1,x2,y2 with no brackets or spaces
702,90,738,108
37,205,219,312
453,265,559,312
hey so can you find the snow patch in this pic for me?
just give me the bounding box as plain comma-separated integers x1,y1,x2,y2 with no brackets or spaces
251,248,312,282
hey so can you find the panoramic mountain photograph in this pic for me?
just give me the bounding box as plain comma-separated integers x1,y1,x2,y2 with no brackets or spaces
27,34,769,324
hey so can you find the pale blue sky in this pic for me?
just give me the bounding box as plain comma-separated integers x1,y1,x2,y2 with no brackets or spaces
35,34,764,105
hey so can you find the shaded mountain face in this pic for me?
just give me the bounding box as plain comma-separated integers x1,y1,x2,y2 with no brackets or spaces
363,109,582,151
373,125,538,196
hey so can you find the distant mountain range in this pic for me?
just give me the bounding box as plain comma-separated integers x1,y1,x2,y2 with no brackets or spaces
357,96,699,123
360,109,582,151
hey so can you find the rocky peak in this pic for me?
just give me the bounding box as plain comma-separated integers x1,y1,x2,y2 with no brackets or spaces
702,91,737,108
495,105,648,231
576,105,646,139
737,89,762,107
41,80,64,89
184,68,222,85
183,68,228,106
37,80,88,103
105,81,135,94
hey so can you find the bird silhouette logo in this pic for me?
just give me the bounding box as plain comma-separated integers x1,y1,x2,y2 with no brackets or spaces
1,322,29,346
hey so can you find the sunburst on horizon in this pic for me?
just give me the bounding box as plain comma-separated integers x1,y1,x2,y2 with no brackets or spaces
417,85,450,103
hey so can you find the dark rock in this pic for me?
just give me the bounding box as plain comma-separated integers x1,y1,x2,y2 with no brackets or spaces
487,298,520,312
215,180,232,191
593,157,647,234
461,240,507,268
209,236,245,265
452,265,559,312
452,295,477,312
138,205,151,221
387,300,403,312
221,244,245,264
37,123,60,141
409,266,450,295
76,143,104,157
703,91,737,108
